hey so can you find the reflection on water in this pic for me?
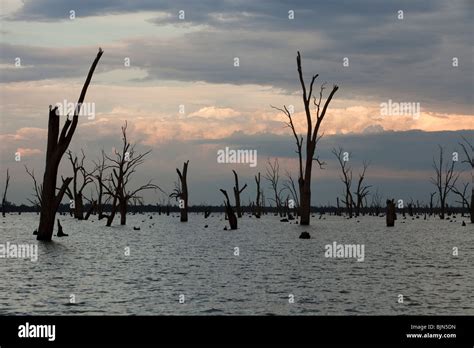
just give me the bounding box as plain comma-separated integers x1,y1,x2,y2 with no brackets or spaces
0,213,473,315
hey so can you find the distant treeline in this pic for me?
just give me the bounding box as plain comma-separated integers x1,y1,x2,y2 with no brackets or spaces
2,202,469,216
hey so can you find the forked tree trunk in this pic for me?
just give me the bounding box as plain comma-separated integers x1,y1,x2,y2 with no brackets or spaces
232,170,247,218
220,189,237,230
177,160,189,222
274,52,338,226
37,49,103,241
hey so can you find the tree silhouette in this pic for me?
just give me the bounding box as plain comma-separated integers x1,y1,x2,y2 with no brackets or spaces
430,146,458,219
170,160,189,222
232,170,247,218
272,51,338,225
36,48,103,241
103,122,158,226
1,169,10,217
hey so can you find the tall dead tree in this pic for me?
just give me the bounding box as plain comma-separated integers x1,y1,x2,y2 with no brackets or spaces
332,147,354,218
232,170,247,218
272,51,338,225
36,48,103,241
254,172,262,218
430,146,458,220
264,158,285,216
103,122,158,226
354,161,371,217
92,150,108,219
170,160,189,222
220,189,237,230
458,135,473,223
1,169,10,217
64,150,93,220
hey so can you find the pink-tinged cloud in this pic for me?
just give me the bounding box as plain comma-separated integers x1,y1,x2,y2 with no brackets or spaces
16,147,42,157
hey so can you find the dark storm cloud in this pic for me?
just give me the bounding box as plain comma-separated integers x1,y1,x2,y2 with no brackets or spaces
194,129,474,172
3,0,473,113
8,0,440,24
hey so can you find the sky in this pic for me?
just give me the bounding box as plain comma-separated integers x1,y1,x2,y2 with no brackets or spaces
0,0,472,206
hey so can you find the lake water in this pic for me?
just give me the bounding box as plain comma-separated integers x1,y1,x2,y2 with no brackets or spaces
0,213,472,315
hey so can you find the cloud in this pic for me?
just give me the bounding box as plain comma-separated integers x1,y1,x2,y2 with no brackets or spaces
362,124,384,134
16,147,42,157
1,1,472,113
188,106,240,119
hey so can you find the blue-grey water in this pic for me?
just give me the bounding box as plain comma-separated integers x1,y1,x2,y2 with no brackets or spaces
0,213,473,315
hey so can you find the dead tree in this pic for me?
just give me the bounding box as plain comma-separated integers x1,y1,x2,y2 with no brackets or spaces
84,200,97,221
332,147,354,218
371,188,383,216
2,169,10,217
36,48,103,241
25,166,43,212
429,192,436,216
458,135,473,223
232,170,247,218
430,146,458,219
272,51,338,225
451,182,470,218
354,161,371,216
64,150,93,220
386,199,396,227
220,189,237,229
170,160,189,222
264,158,285,216
92,150,108,219
254,172,262,218
103,122,159,226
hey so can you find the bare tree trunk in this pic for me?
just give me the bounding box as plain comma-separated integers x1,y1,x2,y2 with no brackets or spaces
84,200,96,220
220,189,237,230
2,169,10,217
299,182,311,224
120,199,127,225
272,52,338,226
176,161,189,222
37,49,103,241
93,150,107,220
106,194,119,227
255,172,261,218
429,192,436,216
232,170,247,218
103,122,157,226
458,136,473,223
386,199,396,227
75,193,84,220
431,145,458,221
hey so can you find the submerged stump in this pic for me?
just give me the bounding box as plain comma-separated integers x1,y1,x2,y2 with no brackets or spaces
386,199,396,227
